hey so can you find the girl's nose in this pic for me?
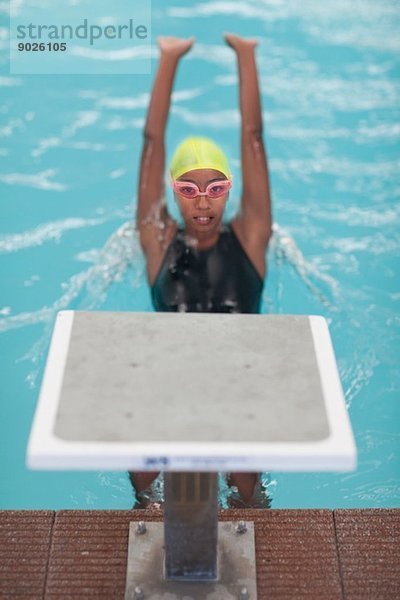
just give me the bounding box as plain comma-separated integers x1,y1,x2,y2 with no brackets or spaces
196,192,210,208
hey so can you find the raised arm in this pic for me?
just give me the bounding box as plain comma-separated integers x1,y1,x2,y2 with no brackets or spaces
225,34,272,248
136,37,194,253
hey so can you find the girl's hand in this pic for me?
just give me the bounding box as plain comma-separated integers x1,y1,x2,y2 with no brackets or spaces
224,32,258,52
157,36,195,59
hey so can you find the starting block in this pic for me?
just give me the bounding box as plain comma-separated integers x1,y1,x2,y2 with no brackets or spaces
27,311,356,599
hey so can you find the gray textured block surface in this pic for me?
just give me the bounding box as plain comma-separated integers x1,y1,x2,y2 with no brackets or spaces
28,311,356,471
54,312,329,443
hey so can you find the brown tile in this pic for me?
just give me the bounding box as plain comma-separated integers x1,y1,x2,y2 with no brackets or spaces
45,509,344,599
45,510,163,599
334,509,400,600
2,510,350,600
12,509,398,599
3,507,399,600
0,510,54,599
221,509,343,599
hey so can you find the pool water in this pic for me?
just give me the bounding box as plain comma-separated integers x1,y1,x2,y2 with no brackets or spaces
0,0,399,509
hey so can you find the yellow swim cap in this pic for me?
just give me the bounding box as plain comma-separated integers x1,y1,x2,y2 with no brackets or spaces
170,136,231,180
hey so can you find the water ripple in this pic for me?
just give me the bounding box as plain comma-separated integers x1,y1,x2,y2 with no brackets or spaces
0,216,106,254
172,106,239,128
168,0,400,53
62,110,100,138
0,76,22,87
322,233,400,255
168,1,266,19
0,169,67,191
31,111,103,158
96,87,204,111
70,46,152,61
283,201,400,227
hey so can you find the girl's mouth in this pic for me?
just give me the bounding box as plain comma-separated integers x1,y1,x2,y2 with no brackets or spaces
193,216,213,225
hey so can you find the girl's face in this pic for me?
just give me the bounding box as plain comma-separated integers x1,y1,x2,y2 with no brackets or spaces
174,168,230,237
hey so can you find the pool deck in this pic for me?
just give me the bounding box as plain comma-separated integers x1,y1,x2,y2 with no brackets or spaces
1,508,399,599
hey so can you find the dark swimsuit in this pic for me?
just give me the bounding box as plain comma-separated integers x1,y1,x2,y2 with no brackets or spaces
151,222,264,313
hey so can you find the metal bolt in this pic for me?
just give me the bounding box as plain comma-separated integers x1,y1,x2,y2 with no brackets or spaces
236,520,247,534
239,586,249,599
136,521,146,535
134,585,144,599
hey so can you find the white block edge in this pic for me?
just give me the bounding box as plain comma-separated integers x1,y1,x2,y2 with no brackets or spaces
26,310,74,468
27,311,357,472
309,315,357,471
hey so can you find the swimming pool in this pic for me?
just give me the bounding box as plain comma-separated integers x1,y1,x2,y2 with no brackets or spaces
1,0,399,509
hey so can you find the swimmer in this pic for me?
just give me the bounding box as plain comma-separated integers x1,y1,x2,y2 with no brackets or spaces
130,33,272,508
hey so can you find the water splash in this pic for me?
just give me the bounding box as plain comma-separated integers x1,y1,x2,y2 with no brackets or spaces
134,472,274,509
267,222,341,311
341,349,379,409
3,220,144,387
82,220,144,307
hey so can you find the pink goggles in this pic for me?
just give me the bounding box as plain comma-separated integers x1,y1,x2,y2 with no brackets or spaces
171,177,232,199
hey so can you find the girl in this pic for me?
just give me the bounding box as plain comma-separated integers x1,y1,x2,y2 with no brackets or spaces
131,33,272,507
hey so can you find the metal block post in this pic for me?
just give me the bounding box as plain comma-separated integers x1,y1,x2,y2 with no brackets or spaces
164,472,218,580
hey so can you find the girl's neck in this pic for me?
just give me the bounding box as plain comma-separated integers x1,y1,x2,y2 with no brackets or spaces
182,225,222,251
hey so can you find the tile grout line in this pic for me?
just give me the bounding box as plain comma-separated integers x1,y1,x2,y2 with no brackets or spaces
333,510,347,600
42,511,56,600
